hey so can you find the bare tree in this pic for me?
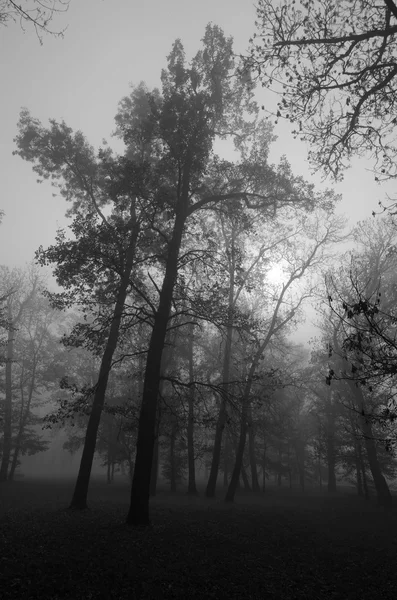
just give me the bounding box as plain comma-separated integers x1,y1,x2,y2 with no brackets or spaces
1,0,70,43
248,0,397,179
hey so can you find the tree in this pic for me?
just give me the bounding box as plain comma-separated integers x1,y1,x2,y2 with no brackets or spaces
6,292,59,480
224,208,344,502
249,0,397,179
0,264,42,481
14,111,148,509
323,223,397,508
1,0,70,43
118,24,329,526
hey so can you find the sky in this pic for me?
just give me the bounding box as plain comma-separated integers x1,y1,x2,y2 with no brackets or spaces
1,0,396,341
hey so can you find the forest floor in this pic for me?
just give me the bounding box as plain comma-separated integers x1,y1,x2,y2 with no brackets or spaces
1,478,397,600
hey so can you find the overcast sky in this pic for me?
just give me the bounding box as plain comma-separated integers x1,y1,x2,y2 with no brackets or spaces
1,0,395,342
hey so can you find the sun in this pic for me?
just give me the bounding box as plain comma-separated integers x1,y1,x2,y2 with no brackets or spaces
266,263,285,285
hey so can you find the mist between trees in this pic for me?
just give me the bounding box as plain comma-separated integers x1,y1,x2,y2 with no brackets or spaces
2,18,397,530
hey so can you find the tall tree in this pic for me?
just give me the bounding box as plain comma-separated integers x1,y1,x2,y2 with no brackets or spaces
224,209,344,502
249,0,397,179
0,265,40,481
117,24,321,525
14,112,150,508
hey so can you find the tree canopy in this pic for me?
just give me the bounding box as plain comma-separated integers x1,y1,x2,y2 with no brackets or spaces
249,0,397,180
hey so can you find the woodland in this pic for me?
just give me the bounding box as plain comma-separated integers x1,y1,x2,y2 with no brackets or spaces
2,1,397,599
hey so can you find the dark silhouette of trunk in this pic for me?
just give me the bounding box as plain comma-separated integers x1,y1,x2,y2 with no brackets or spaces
325,390,337,493
206,227,236,498
248,405,260,492
357,435,369,499
277,445,283,487
169,422,177,493
206,321,233,497
70,210,138,509
241,465,251,491
225,376,252,502
149,423,159,496
126,201,187,526
149,362,163,497
346,380,392,508
317,450,323,489
106,420,114,485
294,439,306,492
223,430,230,488
354,438,364,497
187,324,198,495
0,308,14,482
350,410,364,497
262,442,267,492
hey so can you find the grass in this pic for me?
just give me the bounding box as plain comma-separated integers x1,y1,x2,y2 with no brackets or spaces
1,479,397,599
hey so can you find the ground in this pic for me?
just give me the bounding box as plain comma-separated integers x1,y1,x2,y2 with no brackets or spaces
1,479,396,599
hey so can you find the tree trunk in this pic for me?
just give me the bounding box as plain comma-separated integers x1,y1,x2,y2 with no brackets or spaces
247,405,260,492
126,206,187,526
225,291,291,503
225,378,252,503
354,438,364,497
241,465,251,491
277,445,283,487
223,430,230,488
206,324,233,498
187,324,198,495
357,435,369,499
169,424,177,493
0,311,14,482
70,216,138,510
149,427,159,496
326,390,337,493
262,442,267,492
150,397,161,497
206,236,235,498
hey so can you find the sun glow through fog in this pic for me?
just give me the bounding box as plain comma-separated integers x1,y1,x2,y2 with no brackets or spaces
266,263,285,285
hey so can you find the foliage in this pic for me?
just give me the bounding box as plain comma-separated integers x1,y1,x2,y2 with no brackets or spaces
249,0,397,179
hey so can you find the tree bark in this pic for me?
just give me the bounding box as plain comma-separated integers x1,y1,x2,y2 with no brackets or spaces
70,211,138,509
